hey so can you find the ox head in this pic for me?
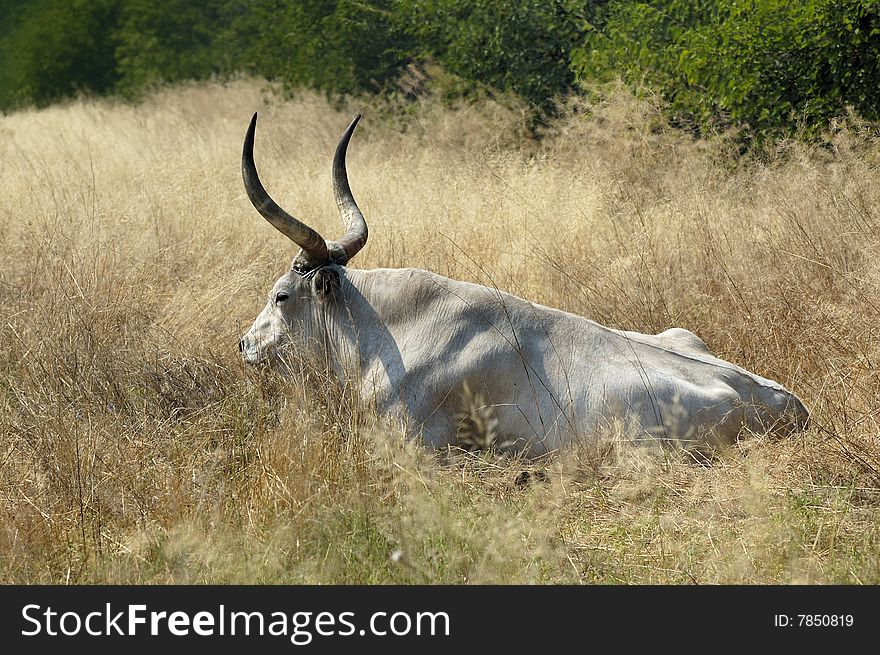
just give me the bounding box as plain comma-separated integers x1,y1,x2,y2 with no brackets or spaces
238,113,367,364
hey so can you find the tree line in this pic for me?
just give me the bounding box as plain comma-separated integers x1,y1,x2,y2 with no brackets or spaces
2,0,879,142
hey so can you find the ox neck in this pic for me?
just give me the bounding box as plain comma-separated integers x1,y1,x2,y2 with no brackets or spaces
309,267,406,384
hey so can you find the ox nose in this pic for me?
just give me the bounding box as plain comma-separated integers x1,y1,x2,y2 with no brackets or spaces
239,336,260,365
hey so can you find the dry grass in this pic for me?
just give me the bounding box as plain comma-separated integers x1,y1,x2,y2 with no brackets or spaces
1,79,879,584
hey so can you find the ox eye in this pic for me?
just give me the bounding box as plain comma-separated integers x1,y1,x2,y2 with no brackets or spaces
275,292,289,303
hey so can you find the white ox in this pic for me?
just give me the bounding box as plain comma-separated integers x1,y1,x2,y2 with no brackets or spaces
239,114,809,455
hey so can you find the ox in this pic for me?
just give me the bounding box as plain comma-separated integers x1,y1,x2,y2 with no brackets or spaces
238,114,809,455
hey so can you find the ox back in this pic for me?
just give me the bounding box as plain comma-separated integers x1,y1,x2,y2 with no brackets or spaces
309,266,809,455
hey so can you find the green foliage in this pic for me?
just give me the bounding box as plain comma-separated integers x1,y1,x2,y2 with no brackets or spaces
2,0,880,143
0,0,30,24
0,0,415,109
0,0,122,109
235,0,414,96
114,0,234,93
573,0,880,140
573,1,721,129
396,0,587,113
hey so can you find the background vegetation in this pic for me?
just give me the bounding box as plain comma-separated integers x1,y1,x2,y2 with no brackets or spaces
1,81,879,582
3,1,880,141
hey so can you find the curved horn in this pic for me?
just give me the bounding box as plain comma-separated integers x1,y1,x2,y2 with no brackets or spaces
328,114,368,264
242,112,329,268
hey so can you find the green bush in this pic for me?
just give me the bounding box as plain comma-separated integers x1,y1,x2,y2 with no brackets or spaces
0,0,121,109
572,0,880,140
114,0,234,94
397,0,586,113
572,1,720,129
235,0,414,96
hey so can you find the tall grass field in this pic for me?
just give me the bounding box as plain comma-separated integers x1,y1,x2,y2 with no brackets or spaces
1,80,878,583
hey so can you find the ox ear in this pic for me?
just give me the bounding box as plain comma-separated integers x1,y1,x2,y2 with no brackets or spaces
310,267,340,301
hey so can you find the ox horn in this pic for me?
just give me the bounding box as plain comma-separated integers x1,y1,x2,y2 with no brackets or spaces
327,114,368,264
242,112,329,269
